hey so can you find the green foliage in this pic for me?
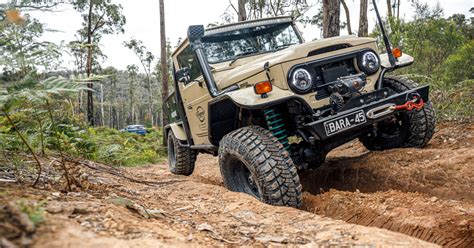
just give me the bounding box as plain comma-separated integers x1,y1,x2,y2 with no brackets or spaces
17,199,46,226
370,3,473,122
0,13,63,78
49,124,165,166
442,41,474,85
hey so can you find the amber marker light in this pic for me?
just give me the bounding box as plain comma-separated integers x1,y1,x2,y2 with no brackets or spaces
392,47,402,58
254,81,273,98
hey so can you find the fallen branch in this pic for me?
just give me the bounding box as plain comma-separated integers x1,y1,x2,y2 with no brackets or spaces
3,111,42,187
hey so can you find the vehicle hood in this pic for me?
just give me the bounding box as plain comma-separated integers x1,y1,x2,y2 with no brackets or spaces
213,36,375,89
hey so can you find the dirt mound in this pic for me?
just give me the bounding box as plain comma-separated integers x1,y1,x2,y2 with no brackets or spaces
302,190,474,247
300,123,474,202
300,145,474,202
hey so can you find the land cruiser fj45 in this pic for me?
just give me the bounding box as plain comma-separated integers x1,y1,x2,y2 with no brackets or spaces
163,4,435,208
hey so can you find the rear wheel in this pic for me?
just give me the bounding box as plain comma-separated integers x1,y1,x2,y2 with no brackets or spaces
219,126,302,208
360,76,436,150
167,131,196,175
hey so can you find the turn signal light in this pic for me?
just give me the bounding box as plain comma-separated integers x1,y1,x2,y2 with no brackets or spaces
254,81,272,96
392,47,402,58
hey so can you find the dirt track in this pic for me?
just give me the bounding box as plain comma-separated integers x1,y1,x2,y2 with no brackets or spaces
1,122,473,247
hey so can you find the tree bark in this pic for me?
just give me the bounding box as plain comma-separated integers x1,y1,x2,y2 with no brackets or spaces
238,0,247,21
323,0,341,38
386,0,393,19
100,83,105,126
86,0,94,126
159,0,169,128
340,0,352,35
396,0,400,20
358,0,368,37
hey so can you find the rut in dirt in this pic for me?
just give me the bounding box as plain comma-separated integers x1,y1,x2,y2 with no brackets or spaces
302,190,473,247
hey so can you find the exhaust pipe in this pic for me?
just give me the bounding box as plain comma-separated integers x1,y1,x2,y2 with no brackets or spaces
187,25,238,97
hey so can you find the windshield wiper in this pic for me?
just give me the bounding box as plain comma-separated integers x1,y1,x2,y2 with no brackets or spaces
229,51,257,66
276,43,298,50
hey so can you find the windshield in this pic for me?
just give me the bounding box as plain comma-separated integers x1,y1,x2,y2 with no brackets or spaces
202,23,302,64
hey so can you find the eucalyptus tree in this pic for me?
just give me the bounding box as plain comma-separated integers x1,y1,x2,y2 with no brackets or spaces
123,39,156,126
71,0,126,126
159,0,168,127
322,0,340,38
340,0,352,35
126,65,139,125
224,0,314,22
358,0,369,37
1,12,62,79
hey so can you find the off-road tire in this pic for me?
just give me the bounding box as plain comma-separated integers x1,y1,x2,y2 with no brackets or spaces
361,76,436,150
219,126,302,208
167,131,196,176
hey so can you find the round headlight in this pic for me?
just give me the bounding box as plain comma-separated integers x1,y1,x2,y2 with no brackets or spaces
290,68,312,93
357,51,380,75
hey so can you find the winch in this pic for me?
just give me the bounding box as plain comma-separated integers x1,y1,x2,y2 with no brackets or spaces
328,73,367,112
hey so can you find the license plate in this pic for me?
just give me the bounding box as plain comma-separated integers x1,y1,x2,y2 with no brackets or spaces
324,110,367,136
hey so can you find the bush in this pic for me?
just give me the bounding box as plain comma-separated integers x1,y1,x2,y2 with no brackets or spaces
442,40,474,85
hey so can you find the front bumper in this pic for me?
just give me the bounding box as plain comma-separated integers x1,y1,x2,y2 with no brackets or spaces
305,85,430,140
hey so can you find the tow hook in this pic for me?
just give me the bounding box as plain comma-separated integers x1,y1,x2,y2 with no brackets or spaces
366,96,425,119
390,96,425,111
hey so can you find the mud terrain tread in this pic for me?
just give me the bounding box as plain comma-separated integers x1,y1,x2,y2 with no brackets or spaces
168,132,196,176
219,126,302,208
362,76,435,150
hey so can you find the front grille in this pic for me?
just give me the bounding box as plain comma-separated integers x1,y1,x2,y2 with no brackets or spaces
314,58,357,100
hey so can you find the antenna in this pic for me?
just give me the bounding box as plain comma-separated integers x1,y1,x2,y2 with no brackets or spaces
372,0,396,67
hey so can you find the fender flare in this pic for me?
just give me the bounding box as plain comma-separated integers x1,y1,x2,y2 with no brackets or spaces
165,122,188,143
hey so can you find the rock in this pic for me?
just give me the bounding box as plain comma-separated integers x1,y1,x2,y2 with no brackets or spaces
147,209,166,219
6,202,35,234
105,196,135,207
46,201,63,214
187,233,193,241
0,237,18,248
51,192,61,197
255,234,287,243
105,196,151,219
72,203,94,215
196,223,214,232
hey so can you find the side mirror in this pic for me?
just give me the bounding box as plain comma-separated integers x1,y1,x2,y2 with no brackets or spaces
176,67,191,84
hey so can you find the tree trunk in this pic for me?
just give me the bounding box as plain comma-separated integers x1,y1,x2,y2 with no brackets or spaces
100,83,105,126
159,0,169,128
323,0,340,38
340,0,352,35
147,78,154,126
358,0,368,37
386,0,393,19
129,80,134,124
238,0,246,21
86,0,94,126
396,0,400,20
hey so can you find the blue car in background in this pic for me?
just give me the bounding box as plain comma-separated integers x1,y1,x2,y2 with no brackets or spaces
121,125,147,135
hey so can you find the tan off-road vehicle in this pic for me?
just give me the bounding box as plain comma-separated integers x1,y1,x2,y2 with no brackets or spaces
164,6,435,208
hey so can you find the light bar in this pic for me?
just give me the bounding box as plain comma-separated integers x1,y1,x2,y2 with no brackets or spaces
205,17,293,36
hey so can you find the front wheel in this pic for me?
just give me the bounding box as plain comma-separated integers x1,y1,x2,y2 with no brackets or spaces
360,76,436,150
219,126,302,208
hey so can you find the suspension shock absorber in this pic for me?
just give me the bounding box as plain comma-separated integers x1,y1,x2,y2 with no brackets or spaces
263,108,290,150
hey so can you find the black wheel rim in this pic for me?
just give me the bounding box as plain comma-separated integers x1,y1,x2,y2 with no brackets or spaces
227,155,261,198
